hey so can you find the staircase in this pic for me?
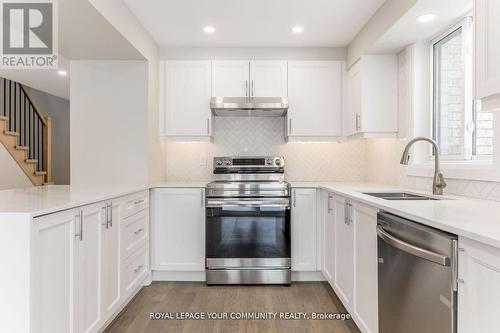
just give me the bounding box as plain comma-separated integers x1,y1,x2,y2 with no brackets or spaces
0,78,52,186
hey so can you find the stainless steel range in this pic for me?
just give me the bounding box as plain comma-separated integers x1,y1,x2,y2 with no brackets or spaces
205,156,291,285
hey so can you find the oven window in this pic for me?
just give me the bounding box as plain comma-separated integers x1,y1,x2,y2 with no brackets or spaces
206,206,290,258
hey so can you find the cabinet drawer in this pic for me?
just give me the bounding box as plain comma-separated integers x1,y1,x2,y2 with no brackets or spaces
122,245,148,298
120,191,149,219
121,209,148,260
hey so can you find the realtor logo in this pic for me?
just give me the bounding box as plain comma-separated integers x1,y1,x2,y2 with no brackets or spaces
1,0,58,68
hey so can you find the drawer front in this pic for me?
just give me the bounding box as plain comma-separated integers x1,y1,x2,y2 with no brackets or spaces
122,209,148,260
120,191,149,219
122,245,148,298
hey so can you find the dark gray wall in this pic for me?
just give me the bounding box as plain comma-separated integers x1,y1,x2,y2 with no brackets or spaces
24,86,70,185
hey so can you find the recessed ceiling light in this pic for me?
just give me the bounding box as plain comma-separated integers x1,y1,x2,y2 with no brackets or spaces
416,14,436,23
203,26,215,33
292,26,304,34
58,70,67,76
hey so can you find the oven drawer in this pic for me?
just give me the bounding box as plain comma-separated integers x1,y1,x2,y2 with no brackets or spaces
206,269,291,285
121,209,148,260
120,191,149,219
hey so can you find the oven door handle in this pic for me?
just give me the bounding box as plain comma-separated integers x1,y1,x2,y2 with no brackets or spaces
206,199,290,208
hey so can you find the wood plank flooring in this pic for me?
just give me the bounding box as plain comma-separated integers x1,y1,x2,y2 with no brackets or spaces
105,282,360,333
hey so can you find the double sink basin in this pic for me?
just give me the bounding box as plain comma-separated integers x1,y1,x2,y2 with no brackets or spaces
363,192,442,201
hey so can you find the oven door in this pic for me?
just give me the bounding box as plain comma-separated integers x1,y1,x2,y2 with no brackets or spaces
205,198,291,269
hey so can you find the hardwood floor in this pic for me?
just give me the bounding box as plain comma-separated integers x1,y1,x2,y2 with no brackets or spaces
105,282,360,333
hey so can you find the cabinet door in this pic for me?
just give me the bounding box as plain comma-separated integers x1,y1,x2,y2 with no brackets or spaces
249,61,287,97
212,61,250,97
152,188,205,271
100,201,121,321
287,61,343,137
475,0,500,100
291,188,317,271
77,203,104,333
33,209,79,333
458,237,500,333
345,61,361,137
353,203,379,333
322,191,335,285
334,196,354,310
160,61,212,137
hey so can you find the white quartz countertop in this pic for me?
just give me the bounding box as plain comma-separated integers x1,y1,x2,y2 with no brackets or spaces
292,182,500,248
1,181,500,248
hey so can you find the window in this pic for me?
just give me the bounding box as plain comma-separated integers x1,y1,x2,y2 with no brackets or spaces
432,17,493,160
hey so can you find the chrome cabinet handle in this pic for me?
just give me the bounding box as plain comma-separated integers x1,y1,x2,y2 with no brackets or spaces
134,228,144,235
206,118,210,135
108,202,113,227
327,194,334,212
377,226,451,266
288,118,292,135
245,80,248,97
75,211,83,240
102,204,109,228
356,113,361,132
293,190,296,207
134,264,143,273
251,80,254,98
134,199,145,205
201,189,205,208
80,210,84,241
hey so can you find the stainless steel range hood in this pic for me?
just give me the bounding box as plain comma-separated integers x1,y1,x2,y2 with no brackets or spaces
210,97,288,117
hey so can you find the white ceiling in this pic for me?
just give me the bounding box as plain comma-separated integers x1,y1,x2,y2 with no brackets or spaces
124,0,386,47
369,0,472,53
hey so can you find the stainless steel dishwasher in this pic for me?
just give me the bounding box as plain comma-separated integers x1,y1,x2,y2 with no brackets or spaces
377,212,458,333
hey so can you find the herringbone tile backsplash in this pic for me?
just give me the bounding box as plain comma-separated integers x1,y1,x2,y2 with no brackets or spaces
165,117,366,182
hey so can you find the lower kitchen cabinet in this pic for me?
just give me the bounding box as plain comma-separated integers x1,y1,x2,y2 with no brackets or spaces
151,188,206,271
321,190,335,284
31,190,150,333
333,195,354,310
291,188,317,271
352,202,379,333
458,237,500,333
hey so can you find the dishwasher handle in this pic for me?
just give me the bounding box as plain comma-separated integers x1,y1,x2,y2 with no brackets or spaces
377,225,451,266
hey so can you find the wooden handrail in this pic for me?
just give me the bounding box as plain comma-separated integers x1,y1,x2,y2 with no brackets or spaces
18,84,48,127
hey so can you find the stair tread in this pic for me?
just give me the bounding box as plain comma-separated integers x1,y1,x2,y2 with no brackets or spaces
0,115,7,120
25,159,38,163
43,182,54,186
15,145,29,150
35,171,47,175
4,130,19,136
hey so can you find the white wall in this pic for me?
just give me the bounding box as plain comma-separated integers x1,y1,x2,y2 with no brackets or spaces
70,61,149,186
0,145,32,190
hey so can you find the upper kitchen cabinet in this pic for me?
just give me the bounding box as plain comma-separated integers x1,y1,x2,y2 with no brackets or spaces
344,55,398,138
212,60,287,97
287,61,344,140
212,61,250,97
475,0,500,111
159,60,213,140
249,61,288,97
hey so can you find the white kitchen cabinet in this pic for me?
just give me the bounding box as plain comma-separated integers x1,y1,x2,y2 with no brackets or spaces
152,188,206,271
212,60,250,97
333,196,354,311
249,61,288,97
291,188,318,271
287,61,343,139
159,60,213,139
475,0,500,110
100,201,122,322
33,209,79,333
344,55,398,138
77,203,105,333
458,236,500,333
352,203,379,333
321,191,335,285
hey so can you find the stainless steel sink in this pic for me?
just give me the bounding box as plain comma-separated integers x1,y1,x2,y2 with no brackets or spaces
362,192,440,201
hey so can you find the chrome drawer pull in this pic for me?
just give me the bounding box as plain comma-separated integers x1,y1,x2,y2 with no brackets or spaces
134,264,144,273
134,228,144,235
134,199,145,205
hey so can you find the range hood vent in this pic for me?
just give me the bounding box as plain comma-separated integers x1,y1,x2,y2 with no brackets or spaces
210,97,288,117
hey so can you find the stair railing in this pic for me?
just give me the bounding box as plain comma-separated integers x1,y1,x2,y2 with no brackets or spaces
1,78,52,183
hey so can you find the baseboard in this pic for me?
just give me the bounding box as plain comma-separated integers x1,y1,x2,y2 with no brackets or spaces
153,270,206,281
152,270,325,282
